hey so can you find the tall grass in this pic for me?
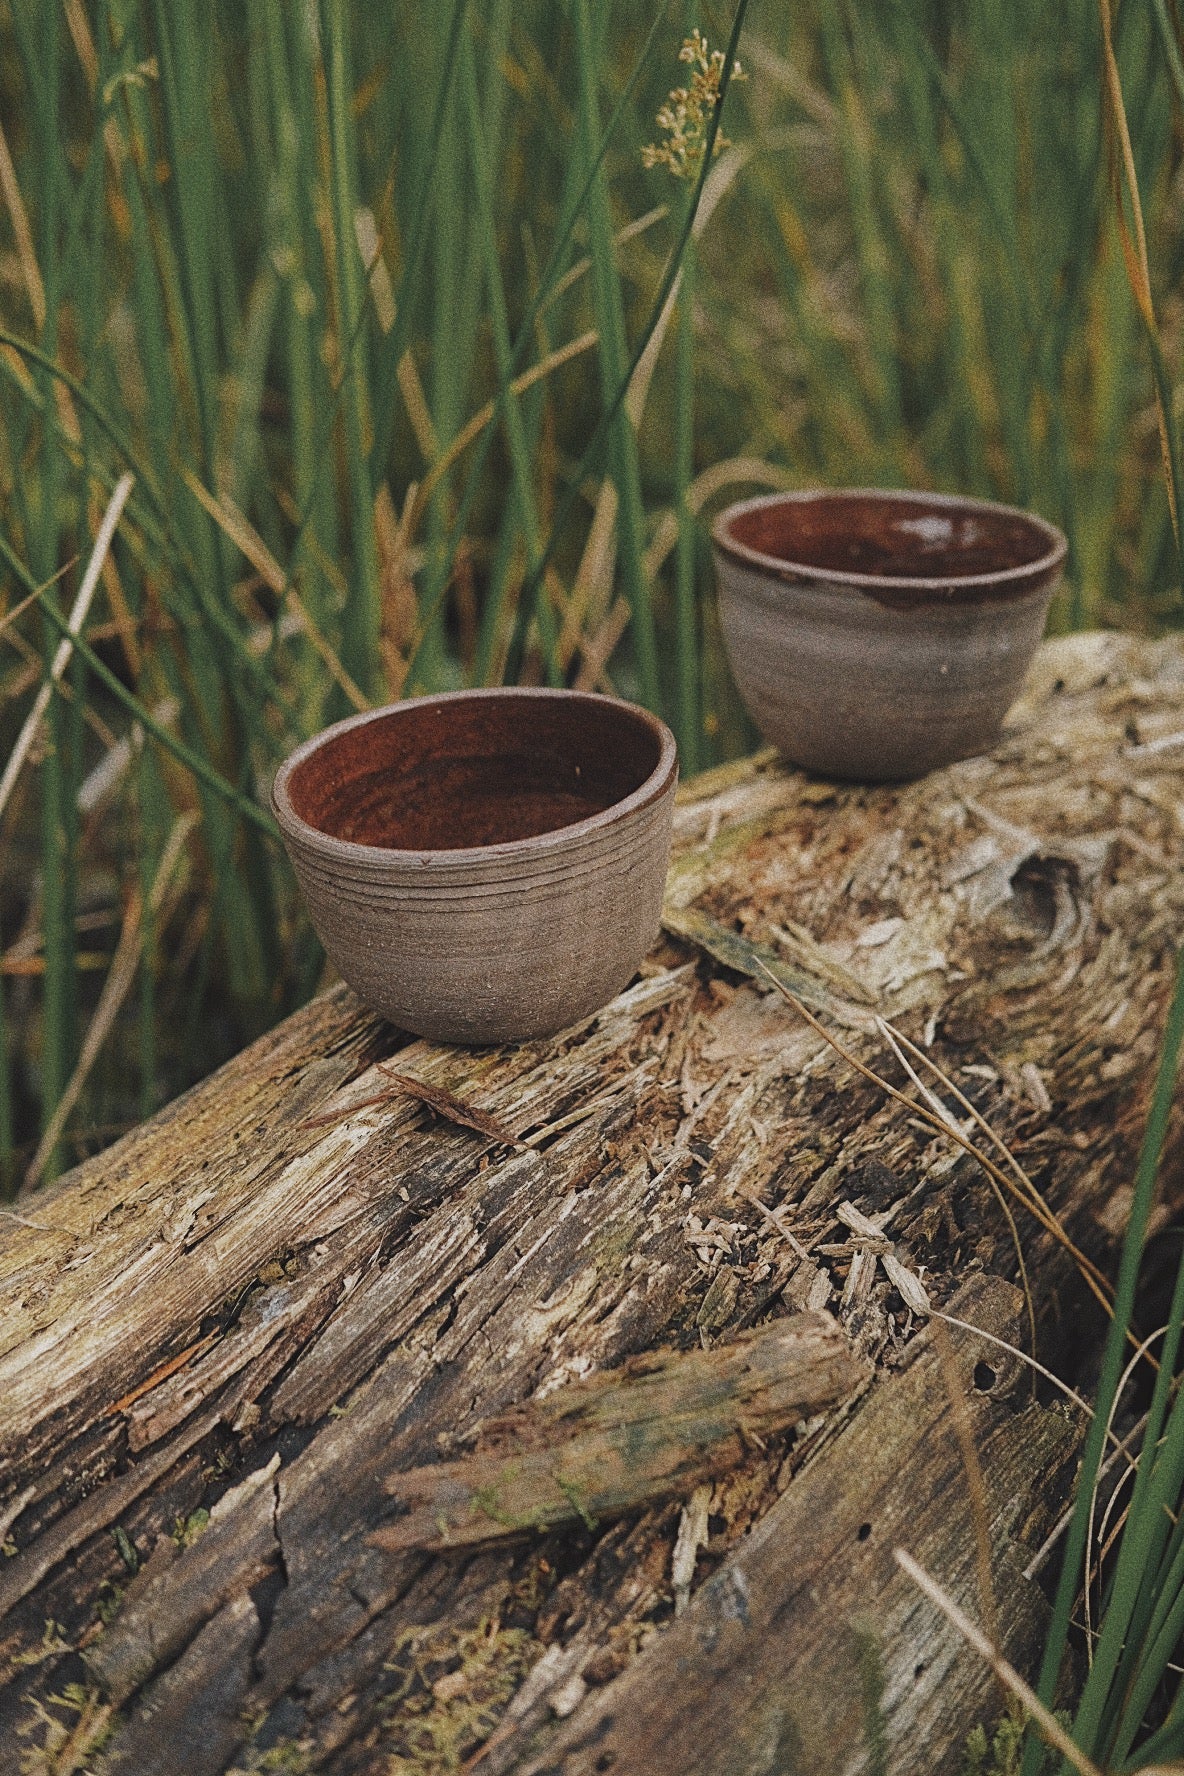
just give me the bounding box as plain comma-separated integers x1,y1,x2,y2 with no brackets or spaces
1014,8,1184,1766
0,0,1181,1187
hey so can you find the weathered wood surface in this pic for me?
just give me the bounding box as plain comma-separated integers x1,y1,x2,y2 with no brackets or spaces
374,1312,869,1553
0,630,1182,1776
509,1273,1077,1776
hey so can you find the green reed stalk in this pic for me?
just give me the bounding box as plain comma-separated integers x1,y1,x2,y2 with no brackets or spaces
572,0,658,709
136,749,160,1123
15,0,73,1181
324,0,381,693
416,37,473,691
0,532,279,843
5,0,1183,1187
403,1,673,689
368,0,471,482
0,970,12,1193
458,27,559,681
817,0,902,462
0,332,300,732
501,0,751,693
674,235,699,773
1023,12,1184,1758
1021,950,1184,1774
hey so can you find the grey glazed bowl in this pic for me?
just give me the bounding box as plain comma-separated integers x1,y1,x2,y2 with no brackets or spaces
272,688,678,1045
712,488,1068,781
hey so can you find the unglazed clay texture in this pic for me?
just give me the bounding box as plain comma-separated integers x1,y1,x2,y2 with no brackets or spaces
713,488,1067,781
272,689,677,1044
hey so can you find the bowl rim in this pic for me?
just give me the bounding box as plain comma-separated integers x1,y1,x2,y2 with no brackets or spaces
271,685,678,868
711,486,1068,596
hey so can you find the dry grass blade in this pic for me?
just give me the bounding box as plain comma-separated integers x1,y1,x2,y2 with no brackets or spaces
740,1177,1127,1468
1025,1407,1150,1581
407,330,600,535
1098,0,1178,542
546,204,669,310
642,455,795,582
22,811,196,1191
376,1066,525,1148
756,965,1117,1324
933,1311,1137,1490
180,468,369,713
0,561,73,645
894,1547,1106,1776
881,1019,1074,1254
1083,1323,1174,1661
737,1181,811,1259
0,473,134,824
565,149,750,661
0,112,45,331
624,145,750,430
0,110,81,443
877,1017,1037,1362
279,582,371,715
572,596,632,693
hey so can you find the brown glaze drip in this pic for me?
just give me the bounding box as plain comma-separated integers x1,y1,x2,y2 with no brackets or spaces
287,693,662,850
721,493,1065,605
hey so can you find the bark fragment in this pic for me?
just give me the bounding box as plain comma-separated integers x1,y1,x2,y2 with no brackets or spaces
375,1313,867,1552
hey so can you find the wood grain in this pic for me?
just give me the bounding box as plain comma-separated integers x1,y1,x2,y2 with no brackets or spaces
374,1313,868,1552
1,632,1181,1776
503,1274,1077,1776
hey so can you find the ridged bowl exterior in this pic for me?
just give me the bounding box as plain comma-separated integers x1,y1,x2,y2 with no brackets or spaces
272,690,677,1045
713,489,1067,782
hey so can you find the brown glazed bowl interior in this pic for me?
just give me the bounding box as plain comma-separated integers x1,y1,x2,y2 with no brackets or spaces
711,487,1067,781
281,691,667,854
272,688,678,1045
716,488,1065,599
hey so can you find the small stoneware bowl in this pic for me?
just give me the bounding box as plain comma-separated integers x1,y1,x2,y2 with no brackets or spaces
712,488,1068,781
272,688,678,1045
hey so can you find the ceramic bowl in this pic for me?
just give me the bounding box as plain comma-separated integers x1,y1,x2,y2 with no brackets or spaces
272,688,678,1045
712,488,1068,781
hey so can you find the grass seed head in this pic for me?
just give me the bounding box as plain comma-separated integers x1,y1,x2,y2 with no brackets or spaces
642,29,745,181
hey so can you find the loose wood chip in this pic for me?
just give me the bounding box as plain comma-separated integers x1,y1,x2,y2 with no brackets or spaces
377,1065,526,1147
882,1252,932,1317
297,1066,525,1146
672,1484,713,1616
107,1332,220,1416
297,1083,407,1129
738,1184,811,1259
836,1200,888,1239
373,1314,867,1553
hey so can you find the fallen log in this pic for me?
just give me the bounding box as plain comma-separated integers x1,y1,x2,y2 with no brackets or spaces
0,631,1180,1776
